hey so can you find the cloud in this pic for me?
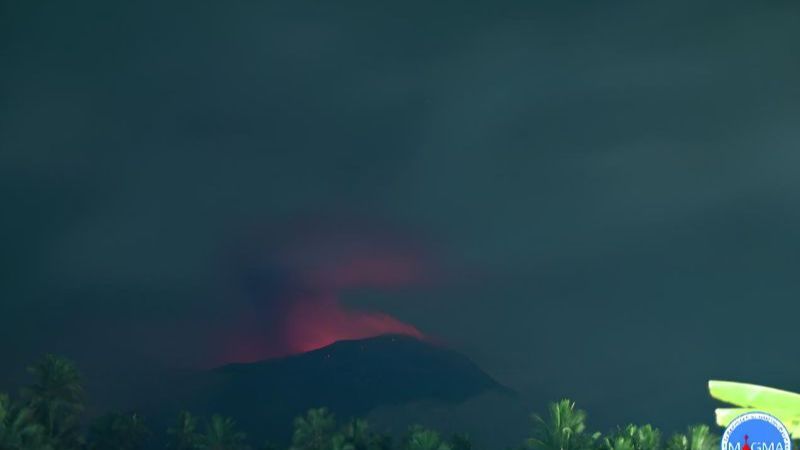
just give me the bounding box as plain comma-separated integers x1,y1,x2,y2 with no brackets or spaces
217,219,433,364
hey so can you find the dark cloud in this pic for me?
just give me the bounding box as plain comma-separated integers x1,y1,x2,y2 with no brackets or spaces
2,0,800,434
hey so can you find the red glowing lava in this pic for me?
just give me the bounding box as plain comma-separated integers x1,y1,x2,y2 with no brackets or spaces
220,233,433,363
282,293,424,354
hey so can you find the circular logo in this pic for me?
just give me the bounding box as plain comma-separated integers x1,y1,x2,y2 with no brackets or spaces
722,412,792,450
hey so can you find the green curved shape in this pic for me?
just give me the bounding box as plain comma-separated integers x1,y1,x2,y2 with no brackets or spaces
708,380,800,438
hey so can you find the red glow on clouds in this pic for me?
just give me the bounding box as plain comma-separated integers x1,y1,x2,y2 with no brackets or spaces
285,250,429,355
220,231,433,364
282,293,424,354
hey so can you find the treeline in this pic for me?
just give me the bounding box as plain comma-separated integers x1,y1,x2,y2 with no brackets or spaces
0,354,722,450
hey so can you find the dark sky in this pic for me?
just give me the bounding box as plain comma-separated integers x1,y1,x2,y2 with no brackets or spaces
2,0,800,435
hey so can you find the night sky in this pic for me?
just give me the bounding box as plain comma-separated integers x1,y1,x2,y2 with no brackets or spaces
2,0,800,437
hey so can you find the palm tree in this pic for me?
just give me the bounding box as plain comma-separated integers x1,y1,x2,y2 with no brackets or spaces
340,419,379,450
371,432,394,450
630,425,661,450
22,354,84,449
291,408,336,450
0,393,51,450
449,434,473,450
606,425,661,450
527,399,595,450
168,411,203,450
403,426,451,450
203,414,249,450
665,426,719,450
602,436,635,450
86,412,150,450
331,433,356,450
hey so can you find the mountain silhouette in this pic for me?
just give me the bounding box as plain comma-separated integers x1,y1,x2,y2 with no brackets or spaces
147,334,508,443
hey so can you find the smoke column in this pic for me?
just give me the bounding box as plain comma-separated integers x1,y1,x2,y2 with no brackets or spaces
220,224,432,363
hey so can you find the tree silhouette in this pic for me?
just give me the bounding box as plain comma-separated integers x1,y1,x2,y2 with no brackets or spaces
602,436,636,450
527,400,595,450
168,411,204,450
403,426,452,450
87,412,150,450
603,425,661,450
666,425,719,450
291,408,336,450
344,419,372,449
449,433,473,450
0,356,728,450
22,354,85,450
203,414,249,450
0,393,50,450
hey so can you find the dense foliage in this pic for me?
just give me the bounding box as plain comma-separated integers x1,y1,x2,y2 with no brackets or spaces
0,355,724,450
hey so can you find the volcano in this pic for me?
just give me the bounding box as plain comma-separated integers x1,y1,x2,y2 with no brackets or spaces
147,335,509,443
